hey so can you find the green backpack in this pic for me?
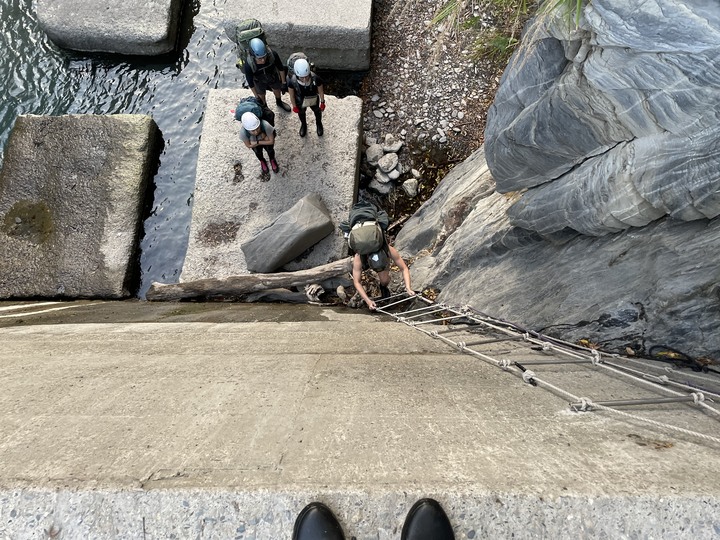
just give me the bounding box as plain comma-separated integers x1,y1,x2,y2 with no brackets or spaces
233,19,267,69
348,222,384,255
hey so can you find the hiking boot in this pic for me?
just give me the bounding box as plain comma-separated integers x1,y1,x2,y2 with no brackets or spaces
276,98,291,112
270,159,279,173
316,122,324,136
260,160,269,173
299,123,307,137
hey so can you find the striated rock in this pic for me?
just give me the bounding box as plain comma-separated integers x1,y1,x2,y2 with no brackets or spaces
485,0,720,237
395,147,720,359
378,152,399,173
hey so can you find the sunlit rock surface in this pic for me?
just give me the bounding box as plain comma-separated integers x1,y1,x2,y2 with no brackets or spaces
485,0,720,236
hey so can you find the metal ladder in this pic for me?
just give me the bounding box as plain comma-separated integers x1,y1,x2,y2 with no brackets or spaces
374,292,720,446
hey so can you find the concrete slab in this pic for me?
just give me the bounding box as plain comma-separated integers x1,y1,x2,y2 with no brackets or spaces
0,311,719,538
222,1,372,70
35,0,184,55
181,89,362,282
0,115,160,299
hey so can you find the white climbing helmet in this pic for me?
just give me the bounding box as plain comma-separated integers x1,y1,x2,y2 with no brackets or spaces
241,112,260,131
294,58,311,78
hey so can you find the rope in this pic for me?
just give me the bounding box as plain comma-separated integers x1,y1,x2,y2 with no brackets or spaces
374,294,720,445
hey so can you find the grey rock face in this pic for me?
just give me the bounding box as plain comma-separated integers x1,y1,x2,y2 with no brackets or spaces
241,194,334,273
485,0,720,237
36,0,183,55
395,148,720,359
0,114,160,298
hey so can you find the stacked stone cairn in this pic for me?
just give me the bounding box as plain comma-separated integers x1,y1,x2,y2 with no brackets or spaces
363,134,420,198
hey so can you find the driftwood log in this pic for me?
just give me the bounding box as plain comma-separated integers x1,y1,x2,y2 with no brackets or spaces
146,257,353,301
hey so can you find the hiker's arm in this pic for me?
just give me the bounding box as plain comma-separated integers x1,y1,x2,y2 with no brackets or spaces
288,86,297,108
352,255,376,310
257,130,274,145
318,83,325,102
389,246,414,295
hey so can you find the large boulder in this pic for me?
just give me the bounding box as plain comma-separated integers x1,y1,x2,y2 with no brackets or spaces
395,147,720,359
0,114,160,298
36,0,184,55
241,194,334,273
485,0,720,237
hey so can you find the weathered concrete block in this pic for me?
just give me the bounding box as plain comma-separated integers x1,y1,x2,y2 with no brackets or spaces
0,114,160,298
223,1,372,70
241,193,334,273
181,89,362,281
36,0,184,55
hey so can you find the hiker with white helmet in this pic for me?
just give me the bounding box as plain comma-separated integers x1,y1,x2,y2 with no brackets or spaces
239,111,279,174
287,56,326,137
243,37,292,113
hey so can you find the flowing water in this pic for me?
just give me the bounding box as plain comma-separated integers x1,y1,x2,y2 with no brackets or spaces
1,0,253,297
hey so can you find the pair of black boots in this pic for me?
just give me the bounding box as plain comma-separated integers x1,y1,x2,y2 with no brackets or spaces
292,498,454,540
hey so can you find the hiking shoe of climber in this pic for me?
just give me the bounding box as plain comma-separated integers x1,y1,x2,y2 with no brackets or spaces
270,159,279,173
299,124,307,137
276,98,291,112
317,122,324,136
260,160,269,173
401,498,454,540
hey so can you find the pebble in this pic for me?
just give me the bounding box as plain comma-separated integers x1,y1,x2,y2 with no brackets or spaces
15,217,22,224
437,128,445,137
458,111,465,120
371,94,380,102
373,110,384,119
378,153,399,173
369,177,394,194
366,144,384,166
388,168,401,180
439,136,447,143
402,178,419,198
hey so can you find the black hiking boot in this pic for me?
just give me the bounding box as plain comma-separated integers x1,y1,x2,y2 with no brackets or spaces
276,98,291,112
317,121,324,136
299,123,307,137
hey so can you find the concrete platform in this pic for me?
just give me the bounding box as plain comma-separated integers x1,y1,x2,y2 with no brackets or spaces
222,1,372,71
0,301,718,538
181,89,362,282
0,115,159,299
35,0,184,55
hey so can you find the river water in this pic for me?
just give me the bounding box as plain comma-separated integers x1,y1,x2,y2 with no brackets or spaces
0,0,258,297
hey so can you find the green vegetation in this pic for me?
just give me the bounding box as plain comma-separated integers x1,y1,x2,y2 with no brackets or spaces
429,0,587,64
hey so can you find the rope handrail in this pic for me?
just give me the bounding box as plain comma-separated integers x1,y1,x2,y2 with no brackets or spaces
374,293,720,445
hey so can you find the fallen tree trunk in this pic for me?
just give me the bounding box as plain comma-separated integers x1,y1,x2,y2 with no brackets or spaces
146,257,353,301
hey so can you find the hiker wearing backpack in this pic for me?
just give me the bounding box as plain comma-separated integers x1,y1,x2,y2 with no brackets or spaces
339,201,414,310
244,38,292,113
239,111,279,173
287,57,325,137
